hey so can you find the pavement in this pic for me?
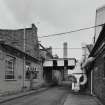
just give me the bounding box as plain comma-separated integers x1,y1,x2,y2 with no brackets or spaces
63,92,103,105
0,85,103,105
0,86,48,104
0,86,69,105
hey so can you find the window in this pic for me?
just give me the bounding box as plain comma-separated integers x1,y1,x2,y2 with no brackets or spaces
25,61,31,80
53,60,57,66
25,66,38,79
33,68,38,79
5,55,15,80
64,60,68,67
25,68,30,80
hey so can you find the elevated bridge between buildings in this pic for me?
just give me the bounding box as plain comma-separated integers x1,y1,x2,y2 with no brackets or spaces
43,58,76,85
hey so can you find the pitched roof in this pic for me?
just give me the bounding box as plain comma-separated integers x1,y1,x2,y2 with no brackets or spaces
89,24,105,57
0,42,40,63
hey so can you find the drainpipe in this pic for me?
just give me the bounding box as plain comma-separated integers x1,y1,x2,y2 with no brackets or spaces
23,28,26,89
91,70,93,95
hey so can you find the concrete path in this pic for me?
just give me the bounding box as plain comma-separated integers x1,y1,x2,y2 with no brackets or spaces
64,93,103,105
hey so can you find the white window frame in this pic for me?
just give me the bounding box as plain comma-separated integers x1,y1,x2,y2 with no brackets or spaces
5,55,15,80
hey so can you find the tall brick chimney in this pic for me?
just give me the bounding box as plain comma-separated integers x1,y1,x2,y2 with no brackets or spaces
63,42,68,58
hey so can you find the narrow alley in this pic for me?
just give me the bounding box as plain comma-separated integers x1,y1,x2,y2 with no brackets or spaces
0,0,105,105
0,86,69,105
0,84,102,105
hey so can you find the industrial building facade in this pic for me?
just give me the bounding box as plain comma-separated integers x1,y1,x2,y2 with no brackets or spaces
83,5,105,104
92,5,105,105
81,5,105,105
89,24,105,105
0,24,43,95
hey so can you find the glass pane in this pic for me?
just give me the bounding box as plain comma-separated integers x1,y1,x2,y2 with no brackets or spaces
5,75,14,79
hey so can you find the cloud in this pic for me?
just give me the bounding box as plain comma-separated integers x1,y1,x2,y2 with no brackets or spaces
3,0,97,27
3,0,37,25
2,0,105,59
0,0,19,28
3,0,105,27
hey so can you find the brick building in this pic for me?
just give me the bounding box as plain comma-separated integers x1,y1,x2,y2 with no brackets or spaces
0,24,43,95
88,24,105,105
82,25,105,105
88,5,105,104
81,5,105,104
0,24,39,58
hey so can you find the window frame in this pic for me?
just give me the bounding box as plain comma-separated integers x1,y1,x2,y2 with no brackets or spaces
5,55,16,80
25,61,31,80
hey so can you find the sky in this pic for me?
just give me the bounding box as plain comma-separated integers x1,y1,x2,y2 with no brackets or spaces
0,0,105,60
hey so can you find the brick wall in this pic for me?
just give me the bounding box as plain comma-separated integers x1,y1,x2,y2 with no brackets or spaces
0,24,39,59
93,54,105,105
0,46,42,94
86,71,91,93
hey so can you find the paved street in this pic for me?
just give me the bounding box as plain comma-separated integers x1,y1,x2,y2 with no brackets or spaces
0,85,103,105
0,86,69,105
64,93,102,105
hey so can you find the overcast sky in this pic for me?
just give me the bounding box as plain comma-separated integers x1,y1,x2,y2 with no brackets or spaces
0,0,105,59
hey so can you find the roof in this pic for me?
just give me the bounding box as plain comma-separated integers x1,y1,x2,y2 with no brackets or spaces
0,24,37,31
0,42,40,63
89,24,105,57
96,4,105,12
45,58,76,61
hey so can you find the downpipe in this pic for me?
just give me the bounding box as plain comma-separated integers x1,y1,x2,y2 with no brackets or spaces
80,74,87,85
71,64,88,92
72,73,87,92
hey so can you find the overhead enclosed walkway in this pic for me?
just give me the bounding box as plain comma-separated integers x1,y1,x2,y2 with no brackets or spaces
43,58,76,85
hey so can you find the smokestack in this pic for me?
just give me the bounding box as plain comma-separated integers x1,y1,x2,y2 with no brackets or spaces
81,42,86,62
63,42,68,58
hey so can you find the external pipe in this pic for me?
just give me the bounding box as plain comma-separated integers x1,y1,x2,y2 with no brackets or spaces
80,74,87,85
